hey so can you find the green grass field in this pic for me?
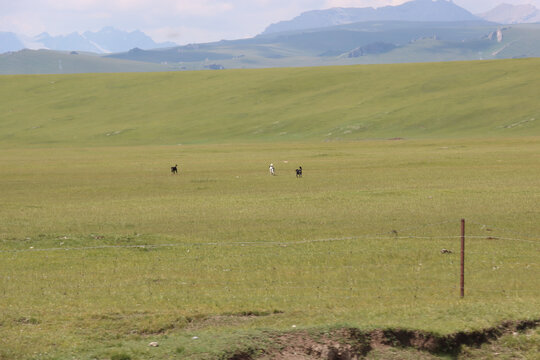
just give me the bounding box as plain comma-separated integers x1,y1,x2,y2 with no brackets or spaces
1,58,539,148
0,60,539,359
1,139,538,359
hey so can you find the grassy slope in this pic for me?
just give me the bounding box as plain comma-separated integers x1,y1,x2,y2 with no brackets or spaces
494,24,540,58
105,23,540,70
1,58,539,148
114,21,498,61
103,23,540,69
3,24,540,74
0,49,173,75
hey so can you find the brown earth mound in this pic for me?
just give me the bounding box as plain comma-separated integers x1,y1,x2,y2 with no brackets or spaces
225,319,539,360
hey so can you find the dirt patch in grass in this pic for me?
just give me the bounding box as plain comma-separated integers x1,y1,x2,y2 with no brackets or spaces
224,319,539,360
185,310,284,332
261,328,369,360
87,310,285,337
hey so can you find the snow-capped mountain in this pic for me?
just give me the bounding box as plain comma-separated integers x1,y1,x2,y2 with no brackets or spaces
0,27,176,54
477,3,540,24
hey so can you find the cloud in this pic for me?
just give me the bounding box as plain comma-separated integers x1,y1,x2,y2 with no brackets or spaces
4,0,540,45
454,0,540,13
173,1,234,15
147,26,230,44
44,0,111,11
324,0,410,8
0,10,49,35
40,0,235,15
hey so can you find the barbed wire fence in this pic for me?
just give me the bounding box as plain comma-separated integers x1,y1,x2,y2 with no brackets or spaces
0,219,538,300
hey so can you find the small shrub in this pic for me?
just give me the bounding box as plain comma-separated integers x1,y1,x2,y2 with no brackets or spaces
16,317,40,325
111,353,131,360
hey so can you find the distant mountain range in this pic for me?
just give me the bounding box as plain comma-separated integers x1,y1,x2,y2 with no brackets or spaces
0,27,176,54
102,21,540,68
0,32,26,54
3,1,540,75
478,3,540,24
263,1,540,34
263,0,479,34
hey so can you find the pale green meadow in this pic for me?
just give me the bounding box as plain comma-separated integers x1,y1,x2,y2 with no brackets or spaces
1,59,539,358
0,139,538,359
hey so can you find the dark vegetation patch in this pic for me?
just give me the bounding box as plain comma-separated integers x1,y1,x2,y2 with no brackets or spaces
347,42,398,57
221,319,539,359
110,353,131,360
186,310,284,331
134,320,182,336
82,310,285,338
220,347,264,360
107,47,234,63
223,310,284,317
15,316,41,325
190,179,219,183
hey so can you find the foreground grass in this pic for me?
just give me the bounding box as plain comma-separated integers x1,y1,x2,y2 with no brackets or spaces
0,138,538,359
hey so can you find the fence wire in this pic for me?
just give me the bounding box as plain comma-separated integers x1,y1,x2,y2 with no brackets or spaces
0,234,538,254
1,219,538,298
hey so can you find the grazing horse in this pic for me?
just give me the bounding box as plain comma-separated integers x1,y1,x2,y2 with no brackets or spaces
171,164,178,174
296,166,302,178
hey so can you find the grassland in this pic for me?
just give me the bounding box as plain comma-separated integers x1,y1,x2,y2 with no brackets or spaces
0,60,539,359
1,58,539,148
0,49,175,76
1,139,538,359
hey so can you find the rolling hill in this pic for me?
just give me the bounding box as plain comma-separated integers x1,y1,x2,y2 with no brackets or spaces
1,58,539,148
263,0,479,34
102,22,540,70
478,3,540,24
3,1,540,75
0,49,177,75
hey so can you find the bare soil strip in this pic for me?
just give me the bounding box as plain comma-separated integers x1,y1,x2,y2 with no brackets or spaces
224,319,539,359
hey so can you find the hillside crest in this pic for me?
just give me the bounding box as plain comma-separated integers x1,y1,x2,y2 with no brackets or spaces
263,0,478,34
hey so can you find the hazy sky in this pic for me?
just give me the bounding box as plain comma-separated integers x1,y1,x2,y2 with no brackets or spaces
2,0,540,44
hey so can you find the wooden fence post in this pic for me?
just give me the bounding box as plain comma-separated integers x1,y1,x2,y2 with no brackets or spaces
461,218,465,298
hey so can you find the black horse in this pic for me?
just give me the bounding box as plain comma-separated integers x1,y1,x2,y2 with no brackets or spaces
296,166,302,178
171,164,178,174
